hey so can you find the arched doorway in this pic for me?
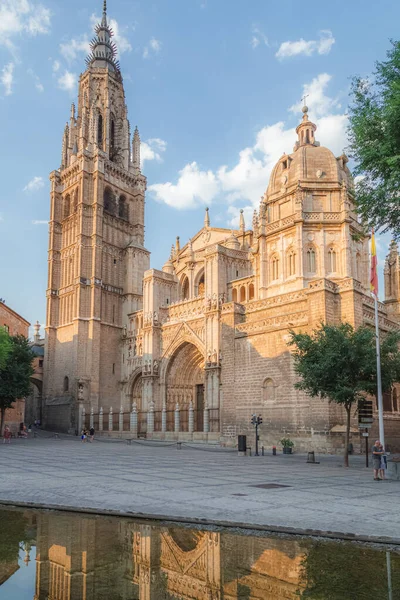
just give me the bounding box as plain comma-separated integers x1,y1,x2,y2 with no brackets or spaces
131,373,145,434
165,342,204,431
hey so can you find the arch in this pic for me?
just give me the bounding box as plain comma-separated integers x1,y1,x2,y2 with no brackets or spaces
307,247,316,273
103,187,115,215
165,342,205,432
287,249,296,277
262,378,275,403
195,268,205,296
328,247,337,273
181,275,189,301
232,288,238,303
271,254,279,281
63,376,69,392
240,286,246,302
97,113,103,148
119,195,127,220
63,194,70,219
248,283,254,300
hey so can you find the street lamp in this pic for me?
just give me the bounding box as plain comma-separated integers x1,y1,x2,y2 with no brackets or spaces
251,414,263,456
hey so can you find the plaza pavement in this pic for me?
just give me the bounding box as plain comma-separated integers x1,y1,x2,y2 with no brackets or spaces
1,433,399,543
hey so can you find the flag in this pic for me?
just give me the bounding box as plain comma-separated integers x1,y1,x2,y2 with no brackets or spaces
370,229,378,296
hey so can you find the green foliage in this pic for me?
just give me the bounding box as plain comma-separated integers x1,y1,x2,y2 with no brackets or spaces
299,540,400,599
348,40,400,237
0,327,11,371
280,438,294,448
0,335,35,432
0,510,30,564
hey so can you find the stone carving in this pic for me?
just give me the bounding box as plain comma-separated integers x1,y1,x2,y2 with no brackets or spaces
153,359,159,374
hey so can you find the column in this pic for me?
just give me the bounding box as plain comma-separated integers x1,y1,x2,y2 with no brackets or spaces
188,401,194,434
147,400,154,435
161,400,167,433
108,407,113,431
174,403,180,434
119,406,123,432
90,407,94,429
99,407,103,432
130,402,138,437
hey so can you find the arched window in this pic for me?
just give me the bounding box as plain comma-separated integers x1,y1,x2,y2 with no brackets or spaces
104,188,115,215
97,114,103,148
248,283,254,300
240,286,246,303
119,195,127,220
232,288,237,303
73,189,78,212
63,376,69,392
197,272,205,296
307,248,316,273
271,255,279,281
63,194,70,219
328,248,337,273
181,276,189,300
393,388,398,412
287,251,296,277
262,378,275,403
110,118,115,150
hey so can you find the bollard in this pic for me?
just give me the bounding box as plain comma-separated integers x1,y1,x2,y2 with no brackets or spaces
177,441,182,450
262,446,264,456
307,451,320,464
272,446,276,456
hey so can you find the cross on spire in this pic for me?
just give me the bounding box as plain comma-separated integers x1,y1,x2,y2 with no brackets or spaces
301,94,309,108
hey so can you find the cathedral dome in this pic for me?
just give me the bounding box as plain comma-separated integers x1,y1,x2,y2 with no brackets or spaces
162,258,174,274
225,231,240,250
266,107,352,200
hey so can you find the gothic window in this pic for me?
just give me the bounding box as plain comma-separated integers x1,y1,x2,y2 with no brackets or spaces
271,255,279,281
63,194,70,219
307,248,316,273
73,189,78,212
110,118,115,150
97,114,103,149
262,378,275,403
288,251,296,277
383,391,393,412
248,283,255,300
232,288,237,303
63,376,69,392
240,286,246,302
181,276,189,300
328,248,337,273
104,188,116,215
197,271,205,296
119,195,127,220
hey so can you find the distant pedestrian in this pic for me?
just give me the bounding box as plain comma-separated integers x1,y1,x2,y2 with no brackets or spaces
372,440,384,480
81,428,87,442
379,452,387,480
3,426,11,444
89,427,95,442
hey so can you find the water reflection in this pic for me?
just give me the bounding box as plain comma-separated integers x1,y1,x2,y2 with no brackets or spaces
0,508,399,599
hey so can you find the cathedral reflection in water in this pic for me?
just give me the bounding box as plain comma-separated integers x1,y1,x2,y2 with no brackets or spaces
32,511,304,600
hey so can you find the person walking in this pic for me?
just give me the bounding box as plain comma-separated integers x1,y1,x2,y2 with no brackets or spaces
89,427,95,443
3,426,11,444
81,428,87,443
372,440,384,480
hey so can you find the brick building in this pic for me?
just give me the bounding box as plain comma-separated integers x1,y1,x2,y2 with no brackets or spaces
0,301,30,431
44,2,400,451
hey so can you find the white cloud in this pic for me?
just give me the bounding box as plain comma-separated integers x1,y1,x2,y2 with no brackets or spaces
143,37,162,59
0,1,51,55
32,219,48,225
251,27,268,49
27,68,44,92
1,63,14,95
227,206,254,228
60,37,90,63
149,162,219,209
149,73,348,215
58,71,77,93
276,30,335,59
141,138,167,167
24,176,45,192
52,59,60,72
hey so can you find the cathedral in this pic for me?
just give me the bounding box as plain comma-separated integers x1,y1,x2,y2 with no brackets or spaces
43,1,400,452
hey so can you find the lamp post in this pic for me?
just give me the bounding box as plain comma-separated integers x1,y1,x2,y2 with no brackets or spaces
251,414,263,456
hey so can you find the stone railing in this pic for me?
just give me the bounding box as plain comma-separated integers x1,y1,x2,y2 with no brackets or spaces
161,296,205,323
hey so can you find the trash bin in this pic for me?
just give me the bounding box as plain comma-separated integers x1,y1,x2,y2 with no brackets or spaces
238,435,247,456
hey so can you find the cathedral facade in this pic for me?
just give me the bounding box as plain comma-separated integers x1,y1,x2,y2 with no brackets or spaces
43,2,400,452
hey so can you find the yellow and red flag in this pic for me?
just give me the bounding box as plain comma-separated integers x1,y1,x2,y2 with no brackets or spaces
370,229,378,296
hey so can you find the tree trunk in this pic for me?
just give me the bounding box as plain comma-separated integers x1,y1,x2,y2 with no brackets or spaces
0,407,4,437
344,404,351,468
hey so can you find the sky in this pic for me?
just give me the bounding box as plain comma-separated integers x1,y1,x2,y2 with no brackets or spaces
0,0,398,334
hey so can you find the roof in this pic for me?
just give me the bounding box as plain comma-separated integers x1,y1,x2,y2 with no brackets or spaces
0,302,30,327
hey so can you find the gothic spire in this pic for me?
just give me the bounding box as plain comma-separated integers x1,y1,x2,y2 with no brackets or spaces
85,0,121,77
239,209,245,232
132,126,141,173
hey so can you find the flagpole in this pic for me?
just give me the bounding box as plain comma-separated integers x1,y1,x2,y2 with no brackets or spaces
373,293,385,448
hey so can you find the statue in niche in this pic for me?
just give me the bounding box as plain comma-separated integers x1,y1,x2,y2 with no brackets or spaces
207,349,212,365
78,382,84,400
212,349,218,364
153,360,159,374
128,345,132,358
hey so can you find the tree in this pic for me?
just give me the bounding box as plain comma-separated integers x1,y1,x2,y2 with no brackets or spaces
0,327,11,370
348,40,400,238
0,335,35,434
288,323,400,466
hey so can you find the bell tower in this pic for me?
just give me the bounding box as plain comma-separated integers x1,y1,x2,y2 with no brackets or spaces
44,1,150,432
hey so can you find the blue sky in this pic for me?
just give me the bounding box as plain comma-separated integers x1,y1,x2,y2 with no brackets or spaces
0,0,398,333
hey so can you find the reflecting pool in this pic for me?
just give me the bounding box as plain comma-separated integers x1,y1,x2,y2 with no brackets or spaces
0,507,399,599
